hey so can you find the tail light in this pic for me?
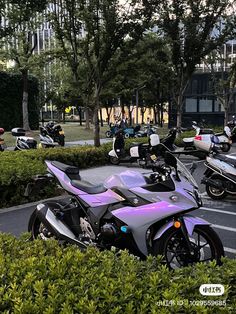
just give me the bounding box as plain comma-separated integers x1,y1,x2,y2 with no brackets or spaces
194,135,202,141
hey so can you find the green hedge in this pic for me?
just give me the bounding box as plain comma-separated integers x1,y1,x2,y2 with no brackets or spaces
0,71,39,130
0,233,235,313
0,143,114,208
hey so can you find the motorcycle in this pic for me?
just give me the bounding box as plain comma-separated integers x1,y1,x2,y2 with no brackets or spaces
160,128,208,160
134,125,158,138
195,135,236,200
45,121,65,146
38,126,59,148
0,128,6,151
11,128,37,151
27,151,224,269
108,130,160,166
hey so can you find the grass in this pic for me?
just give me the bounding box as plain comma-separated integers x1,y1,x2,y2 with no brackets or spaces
2,122,170,147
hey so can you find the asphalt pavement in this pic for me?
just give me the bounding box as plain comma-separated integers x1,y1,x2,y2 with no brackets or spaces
0,144,236,259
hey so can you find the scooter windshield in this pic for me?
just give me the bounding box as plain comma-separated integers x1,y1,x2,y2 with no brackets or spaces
176,159,198,188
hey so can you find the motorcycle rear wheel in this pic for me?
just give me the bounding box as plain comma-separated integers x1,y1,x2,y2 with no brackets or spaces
153,225,224,269
109,156,120,165
206,181,227,200
106,130,112,138
220,143,231,152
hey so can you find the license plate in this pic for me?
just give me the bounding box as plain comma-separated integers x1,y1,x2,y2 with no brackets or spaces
59,130,64,135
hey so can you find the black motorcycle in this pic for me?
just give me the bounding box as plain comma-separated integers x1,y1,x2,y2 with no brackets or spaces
45,121,65,146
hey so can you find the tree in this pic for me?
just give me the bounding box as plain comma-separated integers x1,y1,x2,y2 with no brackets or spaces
157,0,236,128
50,0,156,146
0,0,48,130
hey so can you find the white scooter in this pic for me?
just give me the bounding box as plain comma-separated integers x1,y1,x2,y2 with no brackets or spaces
194,135,236,200
11,128,37,150
108,130,160,166
183,121,231,152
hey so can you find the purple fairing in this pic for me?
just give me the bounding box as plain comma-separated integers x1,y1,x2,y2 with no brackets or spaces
104,170,146,189
112,201,182,228
46,161,124,207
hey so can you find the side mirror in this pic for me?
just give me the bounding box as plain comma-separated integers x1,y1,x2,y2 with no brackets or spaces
164,151,177,168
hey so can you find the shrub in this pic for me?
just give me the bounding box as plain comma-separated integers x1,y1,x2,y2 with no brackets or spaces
0,143,114,208
0,233,235,313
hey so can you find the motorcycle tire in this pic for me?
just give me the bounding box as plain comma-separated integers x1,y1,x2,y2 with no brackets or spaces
206,181,227,200
106,131,112,138
124,133,130,139
109,156,120,165
59,136,65,147
153,225,224,269
220,143,231,152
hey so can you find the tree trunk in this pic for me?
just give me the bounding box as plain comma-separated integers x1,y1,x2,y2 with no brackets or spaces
85,107,90,129
93,84,101,147
21,69,30,131
224,102,229,126
176,93,183,130
105,107,112,125
62,108,65,124
99,108,103,127
78,108,82,126
153,105,158,124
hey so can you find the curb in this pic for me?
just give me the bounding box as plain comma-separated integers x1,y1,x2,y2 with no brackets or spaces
0,194,68,214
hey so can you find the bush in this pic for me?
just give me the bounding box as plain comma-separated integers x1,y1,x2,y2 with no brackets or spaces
0,143,114,208
0,233,235,313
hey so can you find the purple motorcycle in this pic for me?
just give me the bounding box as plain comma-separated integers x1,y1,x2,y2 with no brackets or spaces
28,151,224,269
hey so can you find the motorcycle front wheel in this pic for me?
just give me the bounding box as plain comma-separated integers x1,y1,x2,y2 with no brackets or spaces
153,225,224,269
58,135,65,146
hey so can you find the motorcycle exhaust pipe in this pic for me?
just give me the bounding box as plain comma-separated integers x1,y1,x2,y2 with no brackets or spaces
36,203,87,249
201,177,223,189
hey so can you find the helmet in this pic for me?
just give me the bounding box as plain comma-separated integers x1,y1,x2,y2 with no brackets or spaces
0,128,4,135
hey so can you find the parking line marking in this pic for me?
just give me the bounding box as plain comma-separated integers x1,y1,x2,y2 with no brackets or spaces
212,224,236,232
201,207,236,216
224,246,236,254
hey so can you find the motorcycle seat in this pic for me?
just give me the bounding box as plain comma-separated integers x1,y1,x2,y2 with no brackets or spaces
71,180,107,194
215,132,224,136
51,161,81,179
215,154,236,167
183,138,193,143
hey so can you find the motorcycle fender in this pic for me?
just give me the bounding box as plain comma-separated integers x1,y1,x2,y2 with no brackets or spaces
108,150,117,157
153,215,210,241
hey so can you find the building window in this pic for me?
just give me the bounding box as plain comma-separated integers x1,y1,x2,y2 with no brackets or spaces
199,98,213,112
185,98,197,112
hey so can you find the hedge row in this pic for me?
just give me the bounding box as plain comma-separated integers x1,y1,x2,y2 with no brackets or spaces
0,233,235,313
0,143,112,208
0,138,147,208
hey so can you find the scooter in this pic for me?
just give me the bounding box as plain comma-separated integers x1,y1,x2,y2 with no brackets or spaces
11,128,37,150
160,128,208,160
45,121,65,146
182,121,231,153
108,130,160,166
27,153,224,269
39,126,59,148
194,135,236,200
0,128,6,151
